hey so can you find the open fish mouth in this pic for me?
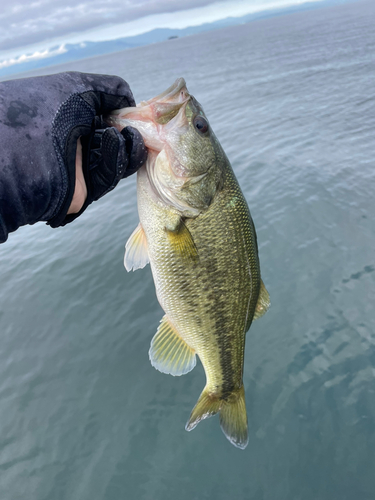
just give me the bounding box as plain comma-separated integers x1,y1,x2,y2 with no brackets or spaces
139,77,189,107
109,78,190,126
137,78,191,126
106,78,194,151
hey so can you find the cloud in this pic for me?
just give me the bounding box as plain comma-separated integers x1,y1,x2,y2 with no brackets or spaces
0,0,221,51
0,0,326,52
0,44,67,69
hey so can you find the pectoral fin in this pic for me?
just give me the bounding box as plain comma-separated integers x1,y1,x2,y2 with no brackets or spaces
253,279,270,320
124,223,149,272
165,219,198,264
149,315,196,376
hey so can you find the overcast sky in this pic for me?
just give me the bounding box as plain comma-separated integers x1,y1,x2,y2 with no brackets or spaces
0,0,326,65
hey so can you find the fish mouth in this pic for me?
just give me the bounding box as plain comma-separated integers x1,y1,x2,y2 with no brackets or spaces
141,78,191,125
109,78,191,127
140,78,189,107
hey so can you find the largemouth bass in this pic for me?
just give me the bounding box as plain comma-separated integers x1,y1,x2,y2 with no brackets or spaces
108,78,270,449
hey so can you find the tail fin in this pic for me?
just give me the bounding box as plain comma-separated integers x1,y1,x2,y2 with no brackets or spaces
185,386,248,450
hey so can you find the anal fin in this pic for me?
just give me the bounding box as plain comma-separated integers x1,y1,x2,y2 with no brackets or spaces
149,315,196,376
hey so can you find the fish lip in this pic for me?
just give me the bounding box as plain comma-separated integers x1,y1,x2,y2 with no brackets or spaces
143,77,188,105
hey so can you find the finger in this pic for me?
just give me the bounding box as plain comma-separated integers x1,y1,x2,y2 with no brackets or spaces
120,126,148,177
97,127,128,193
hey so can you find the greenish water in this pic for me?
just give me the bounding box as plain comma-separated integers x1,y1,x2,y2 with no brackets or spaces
1,1,375,498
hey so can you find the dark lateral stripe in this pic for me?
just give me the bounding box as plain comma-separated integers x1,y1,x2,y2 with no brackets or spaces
214,305,235,398
219,341,235,399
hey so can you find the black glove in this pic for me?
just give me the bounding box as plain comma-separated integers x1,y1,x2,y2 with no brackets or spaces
0,71,147,242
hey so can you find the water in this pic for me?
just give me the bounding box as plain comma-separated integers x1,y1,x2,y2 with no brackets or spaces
1,1,375,498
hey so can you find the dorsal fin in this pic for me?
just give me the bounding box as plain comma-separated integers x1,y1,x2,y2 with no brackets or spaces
149,315,196,376
124,223,149,272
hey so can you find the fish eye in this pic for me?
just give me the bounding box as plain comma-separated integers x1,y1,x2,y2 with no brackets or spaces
193,115,209,135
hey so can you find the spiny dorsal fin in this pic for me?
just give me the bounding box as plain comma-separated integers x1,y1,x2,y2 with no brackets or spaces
124,223,149,272
149,315,196,376
253,279,270,320
165,219,198,264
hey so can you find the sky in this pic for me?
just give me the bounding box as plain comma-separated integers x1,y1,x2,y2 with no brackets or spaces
0,0,328,70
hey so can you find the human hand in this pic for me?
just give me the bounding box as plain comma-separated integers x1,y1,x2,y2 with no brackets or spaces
47,72,147,226
67,122,147,216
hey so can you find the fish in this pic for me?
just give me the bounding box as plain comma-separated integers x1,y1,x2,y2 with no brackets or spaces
108,78,270,449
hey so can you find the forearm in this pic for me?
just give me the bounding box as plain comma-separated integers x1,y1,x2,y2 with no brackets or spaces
0,99,71,243
0,135,84,243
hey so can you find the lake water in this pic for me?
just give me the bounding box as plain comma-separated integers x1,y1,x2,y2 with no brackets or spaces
1,1,374,498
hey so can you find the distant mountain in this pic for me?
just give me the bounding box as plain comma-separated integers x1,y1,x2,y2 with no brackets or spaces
0,0,352,78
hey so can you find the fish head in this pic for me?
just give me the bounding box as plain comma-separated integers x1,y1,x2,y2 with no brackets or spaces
108,78,227,215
